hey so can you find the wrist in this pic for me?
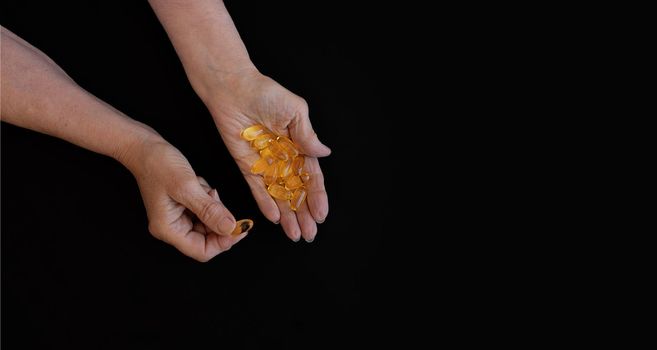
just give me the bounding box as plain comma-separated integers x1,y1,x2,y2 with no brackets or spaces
114,125,168,176
189,62,259,106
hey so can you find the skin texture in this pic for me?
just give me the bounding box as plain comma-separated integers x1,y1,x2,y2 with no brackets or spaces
148,0,331,242
1,0,330,260
1,27,247,262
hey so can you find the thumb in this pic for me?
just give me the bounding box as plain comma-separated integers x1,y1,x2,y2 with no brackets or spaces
175,183,236,236
289,110,331,158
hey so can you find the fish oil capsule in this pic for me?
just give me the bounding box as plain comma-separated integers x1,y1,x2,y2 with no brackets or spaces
263,162,279,186
267,139,289,161
231,219,254,235
278,158,293,179
284,175,303,190
260,148,276,165
277,136,299,158
240,125,267,141
268,184,292,200
250,157,269,174
291,156,305,175
300,172,310,183
251,133,274,150
290,188,307,211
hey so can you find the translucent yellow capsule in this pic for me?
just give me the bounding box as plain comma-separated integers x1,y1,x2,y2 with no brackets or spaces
277,136,299,158
250,157,269,174
291,156,305,175
290,188,307,211
260,148,276,165
300,172,310,183
268,184,292,200
267,140,289,161
263,162,279,186
284,175,303,190
251,133,274,150
231,219,254,236
277,158,293,179
241,125,267,141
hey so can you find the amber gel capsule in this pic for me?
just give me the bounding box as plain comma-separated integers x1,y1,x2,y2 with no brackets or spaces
250,157,269,175
290,188,307,211
232,219,254,236
284,175,303,190
260,148,276,165
240,125,267,141
267,139,289,161
263,162,279,186
277,158,293,179
252,133,274,150
277,136,299,158
300,172,310,183
291,156,305,176
268,184,292,200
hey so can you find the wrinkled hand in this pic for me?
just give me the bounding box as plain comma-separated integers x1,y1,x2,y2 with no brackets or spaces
128,140,249,261
201,69,331,242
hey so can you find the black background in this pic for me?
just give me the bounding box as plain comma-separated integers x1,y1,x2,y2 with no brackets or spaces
1,1,398,348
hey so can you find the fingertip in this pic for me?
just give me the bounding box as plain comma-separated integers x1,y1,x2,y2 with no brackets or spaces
265,209,281,224
303,139,331,158
312,205,329,224
217,216,236,236
319,141,331,155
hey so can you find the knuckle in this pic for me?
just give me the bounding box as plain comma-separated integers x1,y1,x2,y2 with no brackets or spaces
296,98,309,115
196,176,209,188
180,179,200,195
148,221,165,238
195,254,212,263
199,200,223,223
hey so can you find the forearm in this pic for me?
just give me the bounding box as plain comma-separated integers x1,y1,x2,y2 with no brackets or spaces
148,0,255,100
0,27,162,172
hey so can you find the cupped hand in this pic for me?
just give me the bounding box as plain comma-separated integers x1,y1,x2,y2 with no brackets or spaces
200,69,330,242
127,140,249,261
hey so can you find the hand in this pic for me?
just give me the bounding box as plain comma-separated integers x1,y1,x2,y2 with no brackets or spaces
200,69,331,242
125,138,249,261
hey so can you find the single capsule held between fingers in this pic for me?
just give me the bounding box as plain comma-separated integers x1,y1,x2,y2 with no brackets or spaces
232,219,254,235
263,162,279,186
300,172,311,183
290,188,307,211
291,156,305,175
268,184,292,200
250,157,269,174
267,139,289,161
284,175,303,190
241,125,267,141
277,136,299,158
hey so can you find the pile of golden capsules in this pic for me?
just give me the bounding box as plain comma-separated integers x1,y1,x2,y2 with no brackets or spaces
241,124,309,211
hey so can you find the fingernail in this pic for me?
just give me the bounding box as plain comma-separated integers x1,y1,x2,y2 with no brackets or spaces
231,219,254,236
219,217,236,234
305,237,315,243
316,218,325,224
293,236,300,242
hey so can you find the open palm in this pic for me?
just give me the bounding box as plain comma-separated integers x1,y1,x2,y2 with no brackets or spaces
204,70,331,242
